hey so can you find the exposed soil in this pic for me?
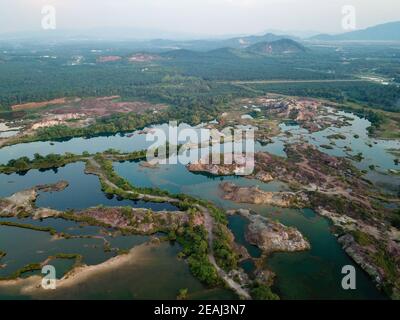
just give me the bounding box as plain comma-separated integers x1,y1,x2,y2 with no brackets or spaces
11,98,68,111
97,56,122,63
49,96,167,118
238,210,310,254
128,54,160,63
219,182,306,208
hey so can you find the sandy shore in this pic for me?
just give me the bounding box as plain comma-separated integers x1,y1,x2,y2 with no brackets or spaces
0,242,156,297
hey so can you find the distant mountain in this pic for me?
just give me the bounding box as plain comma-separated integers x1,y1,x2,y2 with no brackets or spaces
160,39,307,60
151,33,297,51
0,27,201,42
0,28,297,53
205,47,242,57
246,39,306,55
161,49,203,59
311,21,400,41
218,33,297,48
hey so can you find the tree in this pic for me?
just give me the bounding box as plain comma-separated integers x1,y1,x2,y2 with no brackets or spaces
177,288,188,300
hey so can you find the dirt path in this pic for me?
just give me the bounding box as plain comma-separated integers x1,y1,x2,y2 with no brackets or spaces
87,158,179,203
221,79,369,85
198,204,251,300
88,158,251,299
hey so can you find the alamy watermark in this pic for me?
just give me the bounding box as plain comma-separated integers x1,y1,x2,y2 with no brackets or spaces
41,265,56,290
145,122,255,175
341,265,356,290
41,5,57,30
342,5,357,31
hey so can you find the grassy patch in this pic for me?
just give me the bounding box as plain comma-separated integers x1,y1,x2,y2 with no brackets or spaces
351,230,374,246
0,221,57,235
250,283,280,300
0,263,42,280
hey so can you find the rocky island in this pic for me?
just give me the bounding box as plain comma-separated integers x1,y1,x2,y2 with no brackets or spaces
220,182,306,207
234,209,310,254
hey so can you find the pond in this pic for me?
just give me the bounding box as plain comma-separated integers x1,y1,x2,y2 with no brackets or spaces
0,108,396,299
114,160,386,299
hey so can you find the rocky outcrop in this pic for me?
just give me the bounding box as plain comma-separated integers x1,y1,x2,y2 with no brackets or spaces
0,189,37,216
76,207,195,234
139,161,159,169
187,153,254,176
187,162,235,176
338,234,383,284
36,181,69,193
232,209,310,254
317,208,358,233
219,182,306,208
245,214,310,254
0,181,70,218
254,172,274,183
232,243,251,261
254,269,276,286
316,206,400,299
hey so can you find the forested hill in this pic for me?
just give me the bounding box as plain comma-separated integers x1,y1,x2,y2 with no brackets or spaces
311,21,400,41
0,41,399,114
246,39,306,55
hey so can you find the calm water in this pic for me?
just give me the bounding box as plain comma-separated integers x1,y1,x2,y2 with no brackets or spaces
0,162,178,211
0,123,200,164
263,120,399,170
0,240,236,300
0,162,233,299
0,109,397,299
0,224,113,278
1,111,396,188
115,160,386,299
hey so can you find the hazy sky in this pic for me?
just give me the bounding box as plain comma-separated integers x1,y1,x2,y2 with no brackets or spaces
1,0,399,37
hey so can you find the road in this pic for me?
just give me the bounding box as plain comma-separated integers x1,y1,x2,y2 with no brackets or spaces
198,204,252,300
89,157,251,299
220,79,369,85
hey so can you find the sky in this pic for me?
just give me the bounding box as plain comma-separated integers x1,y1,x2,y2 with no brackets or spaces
0,0,399,38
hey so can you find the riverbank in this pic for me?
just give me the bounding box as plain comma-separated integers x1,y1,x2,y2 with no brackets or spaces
0,156,259,299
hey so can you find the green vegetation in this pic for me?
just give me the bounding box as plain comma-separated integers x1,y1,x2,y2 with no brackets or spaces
0,42,398,146
213,224,238,271
177,224,220,286
248,81,400,112
91,153,240,286
0,149,148,175
350,152,365,162
351,230,374,246
250,283,280,300
177,288,189,300
0,148,238,288
373,248,399,297
0,221,57,235
59,210,111,229
94,155,173,200
0,152,83,174
117,249,130,256
0,263,42,280
0,40,398,300
339,104,387,135
390,210,400,229
327,134,346,140
308,192,374,222
50,253,83,269
52,253,82,260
